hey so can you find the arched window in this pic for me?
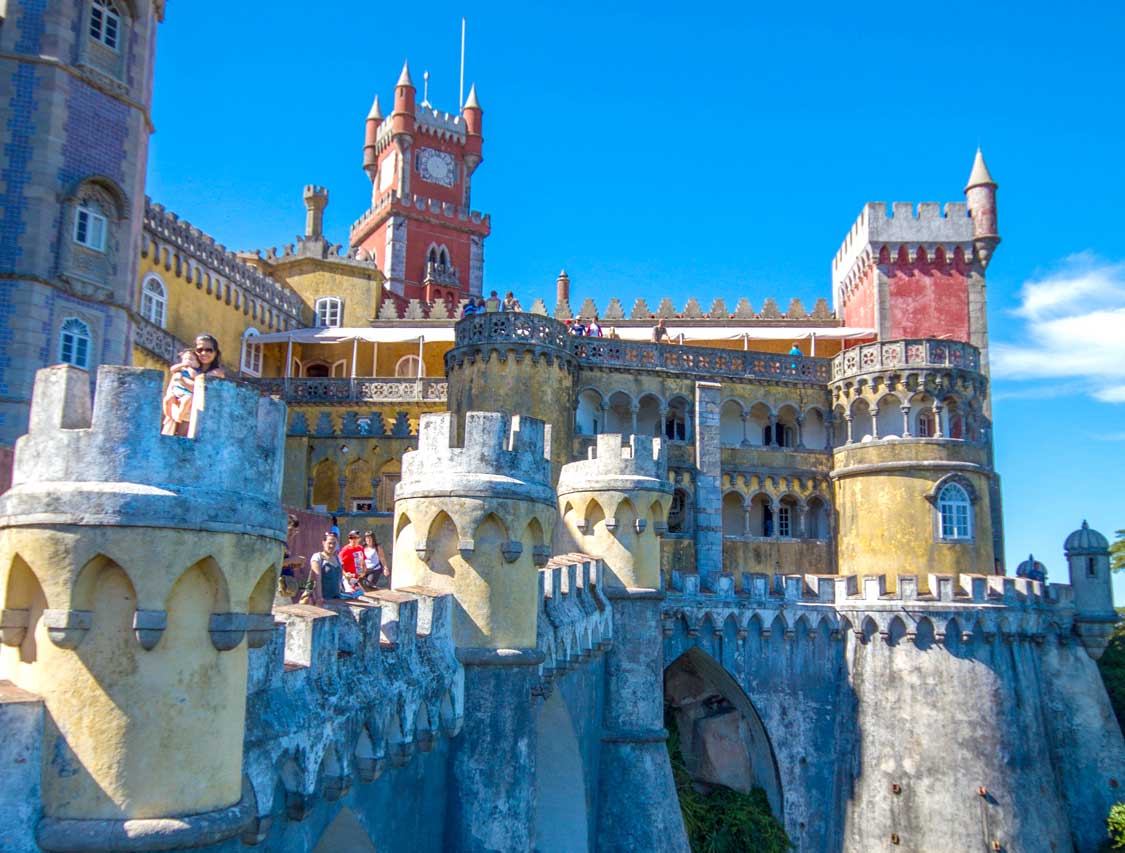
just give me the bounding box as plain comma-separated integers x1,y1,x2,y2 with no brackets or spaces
667,488,690,534
395,355,423,377
59,318,92,369
241,327,262,376
140,274,166,327
664,398,689,442
73,199,108,251
937,483,972,540
315,297,342,327
427,246,438,265
90,0,122,51
916,410,934,438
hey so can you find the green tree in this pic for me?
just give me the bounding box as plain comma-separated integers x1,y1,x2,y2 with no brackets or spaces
1098,619,1125,734
1111,530,1125,573
1107,802,1125,850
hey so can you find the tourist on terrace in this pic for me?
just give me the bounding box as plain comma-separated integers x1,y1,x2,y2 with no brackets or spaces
652,319,669,343
302,531,343,605
789,342,803,356
608,327,620,340
461,298,479,318
338,530,367,595
485,290,501,312
502,291,522,312
278,513,304,603
587,314,603,337
160,333,225,437
361,531,389,590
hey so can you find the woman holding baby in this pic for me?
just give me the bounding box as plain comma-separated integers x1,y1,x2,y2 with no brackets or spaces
161,333,225,436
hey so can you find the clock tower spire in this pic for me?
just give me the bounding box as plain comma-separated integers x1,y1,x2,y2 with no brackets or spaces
350,64,491,304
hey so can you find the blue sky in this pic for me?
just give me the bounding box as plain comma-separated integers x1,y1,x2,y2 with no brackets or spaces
147,1,1125,591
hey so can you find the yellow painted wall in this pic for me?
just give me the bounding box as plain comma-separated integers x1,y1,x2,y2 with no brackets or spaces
266,259,383,327
558,490,671,589
392,496,553,648
0,526,281,820
833,441,995,590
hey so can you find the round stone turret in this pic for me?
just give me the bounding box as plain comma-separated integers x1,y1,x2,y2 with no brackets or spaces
557,433,672,590
1065,520,1117,659
0,366,286,848
392,411,557,649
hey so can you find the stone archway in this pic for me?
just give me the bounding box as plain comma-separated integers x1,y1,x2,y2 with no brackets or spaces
533,690,589,852
664,646,783,819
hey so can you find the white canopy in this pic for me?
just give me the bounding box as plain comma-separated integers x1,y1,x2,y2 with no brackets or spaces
248,326,457,345
605,325,875,343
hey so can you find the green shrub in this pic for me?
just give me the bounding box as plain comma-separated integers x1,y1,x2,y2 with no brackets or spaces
666,718,792,853
1107,802,1125,849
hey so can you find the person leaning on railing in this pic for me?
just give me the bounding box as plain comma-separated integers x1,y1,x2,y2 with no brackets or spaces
160,333,225,437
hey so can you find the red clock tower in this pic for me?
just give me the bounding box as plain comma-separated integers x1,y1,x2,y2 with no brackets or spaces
351,62,491,305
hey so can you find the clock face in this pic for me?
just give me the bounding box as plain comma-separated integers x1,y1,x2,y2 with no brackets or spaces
418,148,456,188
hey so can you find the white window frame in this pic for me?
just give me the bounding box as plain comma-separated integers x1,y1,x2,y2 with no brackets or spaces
315,296,342,327
74,202,107,252
395,354,423,378
89,0,122,51
241,327,263,377
777,505,792,538
937,483,972,541
59,317,92,369
140,274,166,327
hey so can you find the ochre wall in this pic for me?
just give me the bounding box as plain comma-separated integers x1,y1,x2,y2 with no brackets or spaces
833,441,994,590
269,260,383,327
0,526,280,820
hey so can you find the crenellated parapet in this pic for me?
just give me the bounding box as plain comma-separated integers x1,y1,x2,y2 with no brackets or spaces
664,571,1080,650
533,554,612,698
240,590,462,840
392,411,557,649
832,201,977,306
558,433,672,589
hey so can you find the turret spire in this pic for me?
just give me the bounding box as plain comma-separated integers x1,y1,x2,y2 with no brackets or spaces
965,147,997,191
397,60,413,88
367,94,382,122
464,83,481,110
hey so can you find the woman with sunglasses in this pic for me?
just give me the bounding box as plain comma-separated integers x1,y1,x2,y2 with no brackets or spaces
161,333,226,436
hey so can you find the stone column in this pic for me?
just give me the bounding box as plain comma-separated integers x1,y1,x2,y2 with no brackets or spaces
630,404,638,437
798,506,808,539
370,476,380,511
693,382,723,576
449,650,541,852
336,476,347,513
933,402,944,438
740,413,751,447
901,405,912,437
768,413,779,447
845,414,854,445
600,401,610,435
743,507,751,536
769,500,779,538
306,477,314,509
596,588,690,853
796,414,806,449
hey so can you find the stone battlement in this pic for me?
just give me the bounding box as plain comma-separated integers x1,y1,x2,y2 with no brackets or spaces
350,190,490,243
665,571,1079,644
398,411,553,505
241,590,462,836
1,365,286,539
535,554,612,697
557,433,669,496
832,201,977,298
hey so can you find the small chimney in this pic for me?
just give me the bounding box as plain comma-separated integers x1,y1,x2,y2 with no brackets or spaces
556,269,570,306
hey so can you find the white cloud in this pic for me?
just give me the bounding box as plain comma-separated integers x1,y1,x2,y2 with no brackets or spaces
991,253,1125,402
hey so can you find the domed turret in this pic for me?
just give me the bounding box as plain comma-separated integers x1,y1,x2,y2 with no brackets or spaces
1065,520,1116,659
1015,553,1046,582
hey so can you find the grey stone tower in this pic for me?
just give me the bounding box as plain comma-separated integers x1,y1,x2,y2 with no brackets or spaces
0,1,164,445
1066,520,1118,659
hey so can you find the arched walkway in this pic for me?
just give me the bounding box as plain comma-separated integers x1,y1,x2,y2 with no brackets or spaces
664,647,783,820
534,690,589,852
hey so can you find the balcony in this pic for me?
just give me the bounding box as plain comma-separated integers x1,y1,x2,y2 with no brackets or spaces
452,312,832,385
249,377,448,404
424,261,460,287
831,339,980,382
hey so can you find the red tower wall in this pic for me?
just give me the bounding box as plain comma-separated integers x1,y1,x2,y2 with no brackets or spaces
885,250,970,341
